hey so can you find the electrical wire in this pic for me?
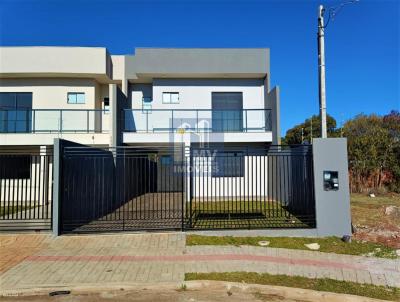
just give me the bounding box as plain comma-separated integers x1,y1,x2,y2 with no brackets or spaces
322,0,360,29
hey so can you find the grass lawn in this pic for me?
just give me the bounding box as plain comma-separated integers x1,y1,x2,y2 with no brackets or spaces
189,200,315,229
351,193,400,248
186,234,398,258
351,193,400,228
185,272,400,301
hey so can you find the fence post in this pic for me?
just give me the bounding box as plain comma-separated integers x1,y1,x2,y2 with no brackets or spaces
52,138,62,236
312,138,351,237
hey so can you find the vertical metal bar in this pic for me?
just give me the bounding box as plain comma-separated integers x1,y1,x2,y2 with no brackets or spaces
146,111,149,133
245,110,248,132
0,156,3,220
196,110,199,132
87,110,89,133
181,145,185,230
59,110,63,132
32,110,36,133
171,110,174,132
7,156,11,218
24,157,28,220
49,152,53,228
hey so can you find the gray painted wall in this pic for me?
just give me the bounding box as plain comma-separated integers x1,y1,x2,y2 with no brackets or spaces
313,138,352,237
265,87,280,145
125,48,269,78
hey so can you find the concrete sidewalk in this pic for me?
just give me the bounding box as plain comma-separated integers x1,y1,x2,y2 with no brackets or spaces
1,233,399,293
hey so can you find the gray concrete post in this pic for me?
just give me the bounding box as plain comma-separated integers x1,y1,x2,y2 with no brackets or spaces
52,138,61,236
313,138,352,237
109,84,118,147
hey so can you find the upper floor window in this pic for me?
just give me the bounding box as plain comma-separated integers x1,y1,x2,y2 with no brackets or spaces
162,92,179,104
67,92,85,104
0,92,32,133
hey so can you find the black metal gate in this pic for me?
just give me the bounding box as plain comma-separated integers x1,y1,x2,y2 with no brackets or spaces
0,147,53,231
186,145,316,230
61,145,185,233
59,144,315,234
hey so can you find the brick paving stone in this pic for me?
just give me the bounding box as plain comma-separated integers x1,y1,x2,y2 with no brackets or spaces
1,233,400,291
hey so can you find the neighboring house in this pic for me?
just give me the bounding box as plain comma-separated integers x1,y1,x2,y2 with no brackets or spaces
0,47,280,194
0,47,352,237
0,46,279,148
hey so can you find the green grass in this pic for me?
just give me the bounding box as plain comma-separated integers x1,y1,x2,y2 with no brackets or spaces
189,200,313,229
185,272,400,301
186,235,398,258
351,193,400,228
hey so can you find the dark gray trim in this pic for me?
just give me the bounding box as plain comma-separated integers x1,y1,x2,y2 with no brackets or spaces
125,48,269,79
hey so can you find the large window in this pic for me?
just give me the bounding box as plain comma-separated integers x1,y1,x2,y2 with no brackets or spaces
67,92,85,104
212,92,243,132
162,92,179,104
0,155,31,179
0,92,32,133
212,151,244,177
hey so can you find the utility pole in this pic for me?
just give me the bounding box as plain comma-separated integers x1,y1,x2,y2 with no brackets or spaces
318,5,327,138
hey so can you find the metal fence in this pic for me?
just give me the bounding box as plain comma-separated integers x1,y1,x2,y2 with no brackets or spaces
59,144,316,234
186,145,316,230
0,109,109,133
60,145,185,233
123,109,272,133
0,147,53,231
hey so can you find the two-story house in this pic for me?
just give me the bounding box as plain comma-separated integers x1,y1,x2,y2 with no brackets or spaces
0,46,286,232
0,46,280,149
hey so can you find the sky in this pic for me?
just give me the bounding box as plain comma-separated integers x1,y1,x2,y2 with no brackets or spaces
0,0,399,135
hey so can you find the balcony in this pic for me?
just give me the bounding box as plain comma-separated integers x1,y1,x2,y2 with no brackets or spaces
0,109,109,133
123,109,271,133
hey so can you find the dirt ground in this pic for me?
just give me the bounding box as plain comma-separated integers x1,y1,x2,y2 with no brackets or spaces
351,193,400,248
0,281,382,302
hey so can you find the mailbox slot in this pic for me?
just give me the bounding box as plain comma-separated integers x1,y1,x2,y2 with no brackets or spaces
323,171,339,191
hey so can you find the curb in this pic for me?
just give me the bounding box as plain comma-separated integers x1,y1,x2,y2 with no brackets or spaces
0,280,386,302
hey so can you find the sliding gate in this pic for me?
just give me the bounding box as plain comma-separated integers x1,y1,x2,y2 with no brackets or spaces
60,144,315,234
61,146,185,233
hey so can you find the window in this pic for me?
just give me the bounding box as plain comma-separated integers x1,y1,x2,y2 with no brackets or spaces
211,92,243,132
103,97,110,113
160,155,172,165
67,92,85,104
0,155,31,179
162,92,179,104
142,97,152,111
0,92,32,133
212,151,244,177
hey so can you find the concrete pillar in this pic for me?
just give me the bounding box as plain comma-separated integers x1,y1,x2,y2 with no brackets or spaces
38,146,47,208
52,139,61,236
122,78,129,97
109,84,118,147
313,138,352,237
265,86,281,145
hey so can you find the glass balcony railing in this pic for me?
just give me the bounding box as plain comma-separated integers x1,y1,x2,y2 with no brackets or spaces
0,109,109,133
123,109,272,133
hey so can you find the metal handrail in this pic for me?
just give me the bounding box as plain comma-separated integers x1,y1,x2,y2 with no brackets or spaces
123,108,272,133
0,109,109,133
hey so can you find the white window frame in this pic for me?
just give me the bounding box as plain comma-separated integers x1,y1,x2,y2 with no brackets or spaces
67,92,86,104
162,92,179,104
